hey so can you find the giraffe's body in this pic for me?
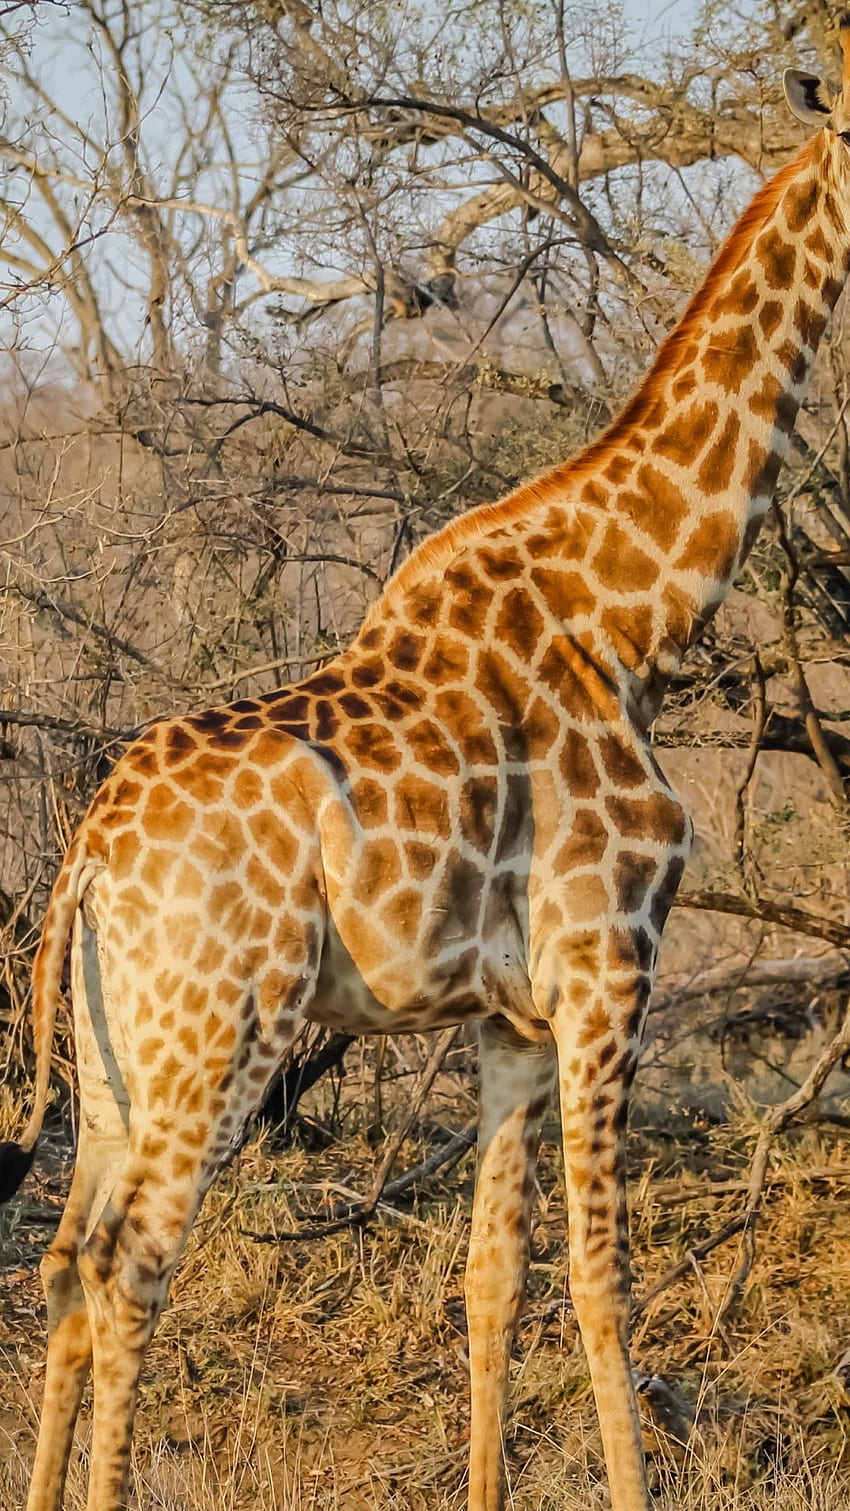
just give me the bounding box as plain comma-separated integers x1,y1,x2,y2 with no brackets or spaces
3,39,850,1511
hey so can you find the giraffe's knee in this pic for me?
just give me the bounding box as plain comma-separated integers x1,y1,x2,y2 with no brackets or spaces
79,1215,173,1350
40,1242,86,1331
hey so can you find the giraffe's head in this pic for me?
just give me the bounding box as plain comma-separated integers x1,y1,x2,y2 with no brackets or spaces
785,16,850,210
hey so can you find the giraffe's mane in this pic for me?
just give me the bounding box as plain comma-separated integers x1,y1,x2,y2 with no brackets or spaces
366,133,821,623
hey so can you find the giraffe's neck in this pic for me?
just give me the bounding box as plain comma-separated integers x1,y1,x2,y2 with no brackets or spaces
367,136,848,733
528,134,847,720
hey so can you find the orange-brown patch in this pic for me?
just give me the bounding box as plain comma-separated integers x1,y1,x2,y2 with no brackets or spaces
246,855,286,908
804,224,831,262
349,776,389,826
580,478,610,507
139,847,177,894
525,511,594,561
794,297,827,349
111,776,144,808
382,887,423,945
433,688,498,765
622,465,690,553
784,176,818,234
388,627,425,671
203,881,238,924
339,690,373,720
359,624,385,650
700,323,758,389
421,636,469,684
653,401,718,466
313,699,340,740
748,372,782,422
394,772,451,837
599,604,654,670
404,839,438,879
613,851,658,915
696,411,740,495
408,718,461,776
459,775,498,853
247,811,298,875
247,730,294,770
758,300,783,339
603,454,634,485
675,510,739,579
756,226,796,290
605,791,687,844
494,587,545,660
477,546,524,581
163,912,198,959
744,440,783,499
353,834,401,900
403,581,443,628
561,872,608,926
138,1036,164,1068
177,1024,200,1058
558,728,600,798
531,565,596,621
576,999,612,1048
232,768,265,811
351,656,384,690
555,808,609,872
524,694,562,750
447,584,495,637
671,370,697,401
344,723,402,774
715,270,760,317
660,583,699,651
164,724,199,764
775,339,807,386
592,520,659,591
142,784,195,843
475,649,531,729
174,860,204,900
562,928,602,978
597,735,647,789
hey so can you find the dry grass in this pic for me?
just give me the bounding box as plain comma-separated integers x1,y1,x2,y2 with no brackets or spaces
3,1046,850,1510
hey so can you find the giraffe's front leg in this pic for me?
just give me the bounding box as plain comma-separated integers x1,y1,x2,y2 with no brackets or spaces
536,923,660,1511
465,1017,556,1511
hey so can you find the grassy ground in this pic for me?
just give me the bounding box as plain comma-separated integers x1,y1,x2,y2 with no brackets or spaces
3,1041,850,1510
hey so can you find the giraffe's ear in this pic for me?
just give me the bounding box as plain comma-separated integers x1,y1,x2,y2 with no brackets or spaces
783,68,835,127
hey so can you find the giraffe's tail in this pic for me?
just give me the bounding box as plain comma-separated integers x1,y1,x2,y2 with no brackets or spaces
0,837,94,1203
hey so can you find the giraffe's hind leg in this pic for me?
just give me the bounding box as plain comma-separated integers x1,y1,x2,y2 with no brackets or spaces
75,1154,207,1511
27,1129,126,1511
465,1017,556,1511
75,1008,306,1509
27,913,129,1511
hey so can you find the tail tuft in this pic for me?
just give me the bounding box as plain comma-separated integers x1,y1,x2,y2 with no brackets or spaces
0,1141,35,1204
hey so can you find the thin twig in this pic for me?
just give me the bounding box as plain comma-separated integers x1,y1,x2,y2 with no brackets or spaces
242,1029,462,1242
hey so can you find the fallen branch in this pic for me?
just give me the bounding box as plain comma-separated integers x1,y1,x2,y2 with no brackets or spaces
674,889,850,950
651,952,850,1014
631,1214,749,1320
644,1163,850,1208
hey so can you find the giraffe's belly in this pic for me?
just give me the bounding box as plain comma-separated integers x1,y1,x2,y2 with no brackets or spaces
306,899,552,1044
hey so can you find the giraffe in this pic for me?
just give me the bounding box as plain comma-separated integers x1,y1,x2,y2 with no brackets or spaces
1,37,849,1511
